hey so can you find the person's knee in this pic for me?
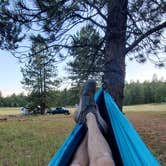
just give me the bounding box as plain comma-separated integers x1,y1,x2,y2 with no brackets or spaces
70,160,88,166
96,156,115,166
70,163,82,166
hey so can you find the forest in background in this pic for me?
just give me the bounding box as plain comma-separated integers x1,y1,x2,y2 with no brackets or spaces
0,77,165,108
124,79,166,105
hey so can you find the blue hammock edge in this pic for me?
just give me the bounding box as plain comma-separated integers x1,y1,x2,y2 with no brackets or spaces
104,91,160,166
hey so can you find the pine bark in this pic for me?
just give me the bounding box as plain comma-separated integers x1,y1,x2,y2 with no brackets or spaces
103,0,128,111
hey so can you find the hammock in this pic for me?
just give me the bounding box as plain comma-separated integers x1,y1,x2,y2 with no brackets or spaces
48,89,160,166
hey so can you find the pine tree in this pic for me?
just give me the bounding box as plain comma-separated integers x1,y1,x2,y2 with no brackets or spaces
67,24,104,82
21,35,59,114
1,0,165,110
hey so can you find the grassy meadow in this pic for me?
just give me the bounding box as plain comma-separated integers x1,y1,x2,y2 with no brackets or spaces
0,104,166,166
123,103,166,112
0,107,20,116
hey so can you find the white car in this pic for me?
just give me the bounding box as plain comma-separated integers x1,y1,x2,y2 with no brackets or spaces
20,107,29,115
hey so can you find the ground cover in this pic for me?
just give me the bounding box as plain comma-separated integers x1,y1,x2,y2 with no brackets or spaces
0,107,20,116
0,104,165,165
126,111,166,165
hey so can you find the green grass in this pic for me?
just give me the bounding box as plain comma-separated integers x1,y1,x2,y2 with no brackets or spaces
0,104,165,165
0,107,20,116
0,115,74,166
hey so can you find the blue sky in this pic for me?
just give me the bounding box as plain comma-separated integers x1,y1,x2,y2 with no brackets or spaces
0,50,165,97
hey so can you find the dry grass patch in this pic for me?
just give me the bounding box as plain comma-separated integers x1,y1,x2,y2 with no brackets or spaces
126,111,166,165
124,103,166,112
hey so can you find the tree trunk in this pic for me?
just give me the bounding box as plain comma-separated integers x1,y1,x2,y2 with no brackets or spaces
40,102,46,114
41,67,46,115
103,0,128,111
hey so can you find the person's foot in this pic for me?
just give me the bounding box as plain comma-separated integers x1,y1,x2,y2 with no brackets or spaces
74,80,96,123
74,80,108,134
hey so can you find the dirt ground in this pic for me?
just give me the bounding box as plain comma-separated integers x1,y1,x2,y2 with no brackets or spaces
126,111,166,165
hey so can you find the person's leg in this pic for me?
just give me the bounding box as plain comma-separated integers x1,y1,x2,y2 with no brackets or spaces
72,79,113,166
70,133,89,166
86,112,115,166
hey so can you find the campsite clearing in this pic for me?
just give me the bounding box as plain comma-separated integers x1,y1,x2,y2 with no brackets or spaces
0,104,165,166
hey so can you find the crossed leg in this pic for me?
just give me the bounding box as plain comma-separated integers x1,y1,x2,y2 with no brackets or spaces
70,112,115,166
70,133,89,166
87,112,115,166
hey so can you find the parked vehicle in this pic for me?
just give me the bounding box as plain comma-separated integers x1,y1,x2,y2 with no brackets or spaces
47,107,70,115
25,105,41,114
20,107,29,115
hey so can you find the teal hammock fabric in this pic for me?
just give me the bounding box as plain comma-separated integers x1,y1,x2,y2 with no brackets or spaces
48,89,160,166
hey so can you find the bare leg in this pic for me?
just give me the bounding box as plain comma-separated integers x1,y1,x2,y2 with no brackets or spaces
70,133,89,166
86,112,115,166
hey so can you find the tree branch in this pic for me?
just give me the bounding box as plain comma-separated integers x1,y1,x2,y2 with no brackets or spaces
125,21,166,54
74,13,106,29
83,0,107,21
127,11,142,35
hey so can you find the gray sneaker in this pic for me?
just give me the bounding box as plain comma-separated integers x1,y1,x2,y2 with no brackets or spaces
74,80,108,134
